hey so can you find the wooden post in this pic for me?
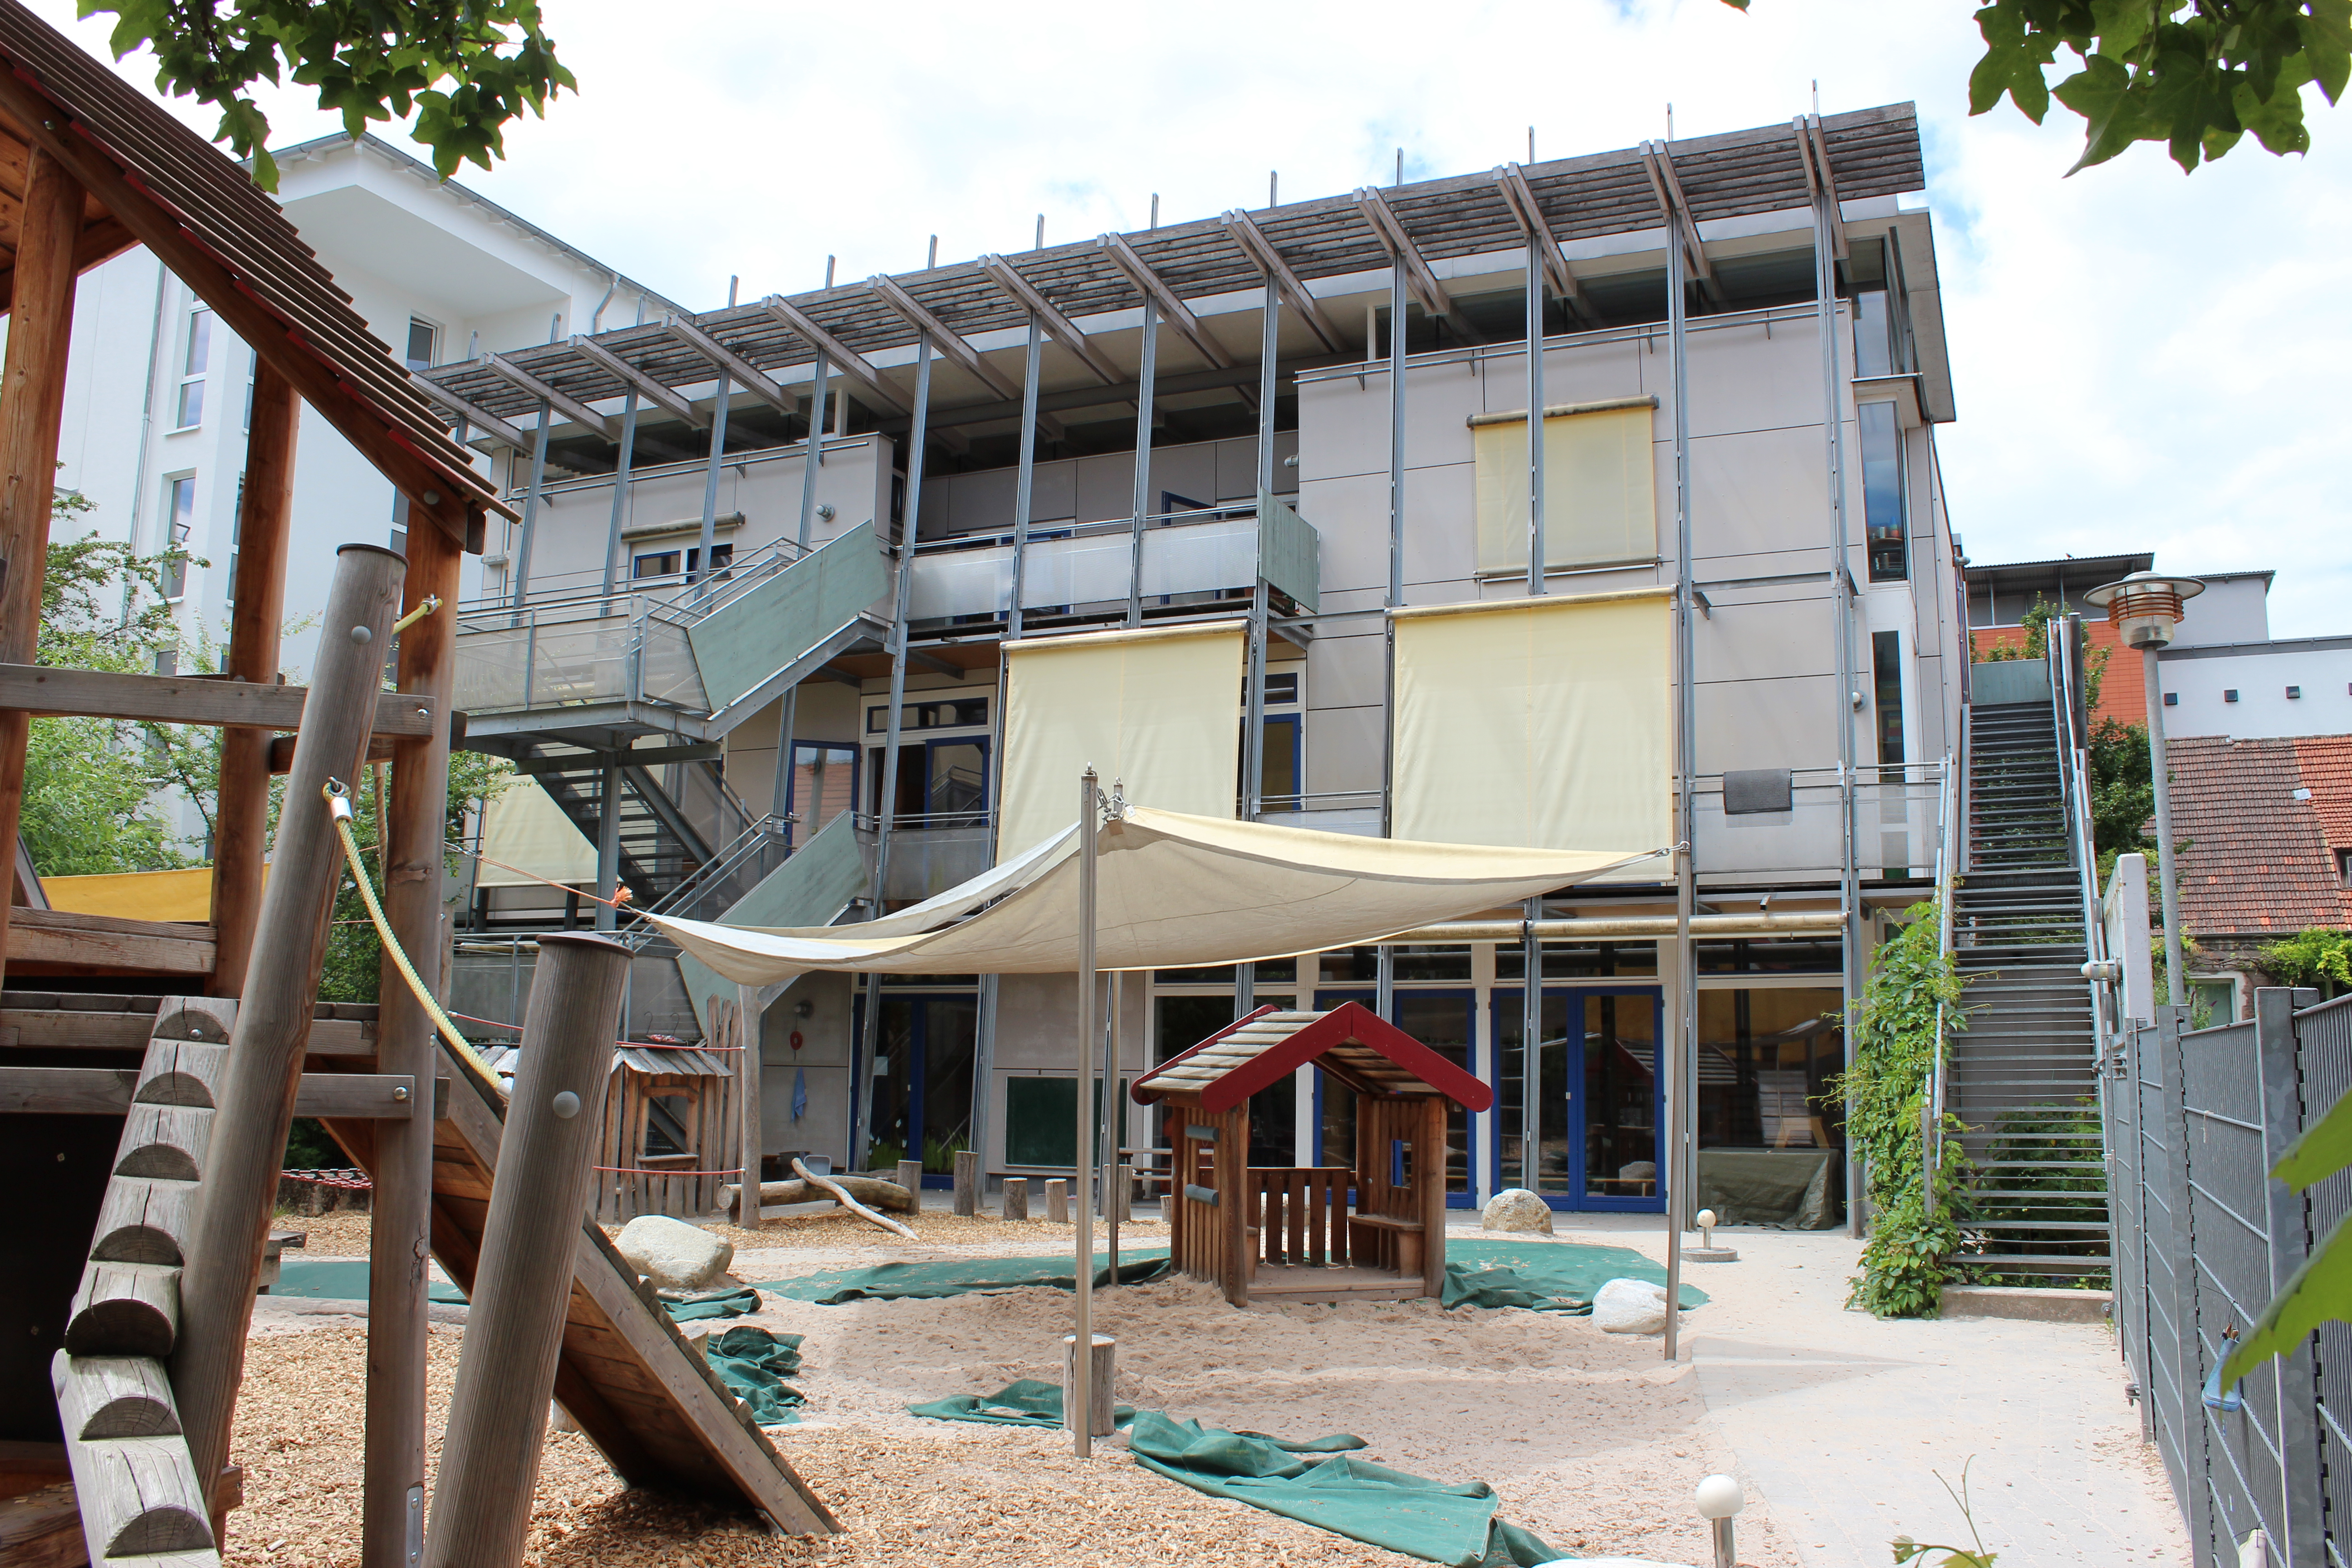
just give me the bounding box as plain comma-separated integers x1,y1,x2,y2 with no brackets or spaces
952,1148,978,1216
363,513,459,1568
209,360,301,995
0,149,84,989
1002,1176,1028,1220
171,545,406,1504
1420,1094,1448,1298
1221,1106,1248,1308
423,934,631,1568
896,1157,923,1196
1061,1333,1116,1438
1044,1177,1068,1223
735,985,764,1194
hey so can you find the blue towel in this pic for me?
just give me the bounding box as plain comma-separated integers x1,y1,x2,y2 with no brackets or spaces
791,1066,808,1121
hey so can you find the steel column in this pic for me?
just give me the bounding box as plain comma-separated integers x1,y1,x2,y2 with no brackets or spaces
508,399,550,615
1380,260,1406,840
1664,205,1697,1364
1128,293,1157,627
1070,768,1099,1459
1008,314,1044,645
1525,237,1547,596
593,760,623,933
599,387,639,616
2145,644,2188,1006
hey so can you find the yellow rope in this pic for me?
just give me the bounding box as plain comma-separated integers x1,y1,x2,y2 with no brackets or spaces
325,779,500,1086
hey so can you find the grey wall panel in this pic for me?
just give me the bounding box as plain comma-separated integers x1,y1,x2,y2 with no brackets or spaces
1679,315,1829,439
1400,461,1478,589
1693,593,1838,684
1297,374,1387,483
1306,701,1386,796
1692,671,1840,774
1148,441,1220,510
1686,425,1833,564
1306,627,1389,712
1298,471,1391,597
1401,361,1485,471
1074,451,1134,523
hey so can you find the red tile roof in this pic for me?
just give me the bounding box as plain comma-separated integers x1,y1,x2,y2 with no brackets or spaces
2166,735,2352,936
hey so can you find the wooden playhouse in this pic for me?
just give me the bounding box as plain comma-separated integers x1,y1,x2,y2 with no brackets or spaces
1132,1001,1493,1307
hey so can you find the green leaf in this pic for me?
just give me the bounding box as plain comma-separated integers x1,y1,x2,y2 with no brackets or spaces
2219,1207,2352,1386
2089,0,2157,59
2272,1082,2352,1191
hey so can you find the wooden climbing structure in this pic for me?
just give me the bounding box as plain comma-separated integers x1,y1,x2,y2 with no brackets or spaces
1132,1001,1493,1308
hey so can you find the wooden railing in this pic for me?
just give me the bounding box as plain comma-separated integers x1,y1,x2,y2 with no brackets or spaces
1245,1166,1355,1267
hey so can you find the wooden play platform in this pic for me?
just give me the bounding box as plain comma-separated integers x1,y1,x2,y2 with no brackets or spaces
1132,1002,1493,1308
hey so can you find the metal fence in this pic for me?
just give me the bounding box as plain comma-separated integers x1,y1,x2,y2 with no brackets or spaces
2106,990,2350,1565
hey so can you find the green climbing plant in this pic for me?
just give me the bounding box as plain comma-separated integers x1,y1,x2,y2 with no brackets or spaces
1831,900,1977,1318
2256,928,2352,996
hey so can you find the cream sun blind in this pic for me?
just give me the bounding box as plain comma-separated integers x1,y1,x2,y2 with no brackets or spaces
1472,398,1658,576
1391,589,1673,858
996,620,1246,863
475,782,598,887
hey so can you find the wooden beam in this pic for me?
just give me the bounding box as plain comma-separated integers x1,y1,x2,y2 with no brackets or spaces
1493,162,1593,321
480,352,616,441
0,1006,373,1056
0,211,136,316
862,274,1019,397
0,148,82,993
0,665,434,735
1351,187,1478,343
1640,140,1720,298
210,357,299,1000
270,732,392,773
1094,233,1232,370
0,78,492,547
660,316,799,417
757,297,911,416
1219,209,1344,354
408,374,532,451
977,255,1123,386
6,908,213,975
0,1065,436,1118
567,335,709,430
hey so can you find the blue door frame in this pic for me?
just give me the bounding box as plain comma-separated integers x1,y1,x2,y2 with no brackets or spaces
851,988,980,1189
1310,989,1480,1209
1488,985,1665,1213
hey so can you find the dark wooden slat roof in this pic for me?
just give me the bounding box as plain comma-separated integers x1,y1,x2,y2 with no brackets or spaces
0,0,506,539
425,103,1926,426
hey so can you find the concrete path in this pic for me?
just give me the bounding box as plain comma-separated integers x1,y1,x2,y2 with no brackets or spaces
1535,1215,2190,1567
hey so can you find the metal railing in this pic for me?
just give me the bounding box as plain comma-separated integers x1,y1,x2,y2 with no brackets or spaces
2105,992,2347,1567
1924,742,1958,1205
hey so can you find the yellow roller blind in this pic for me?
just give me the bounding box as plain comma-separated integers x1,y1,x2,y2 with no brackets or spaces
475,782,598,887
997,621,1246,862
1473,401,1658,575
1392,589,1672,856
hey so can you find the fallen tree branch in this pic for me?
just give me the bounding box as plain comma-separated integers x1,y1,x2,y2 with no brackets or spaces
720,1175,919,1224
792,1158,918,1241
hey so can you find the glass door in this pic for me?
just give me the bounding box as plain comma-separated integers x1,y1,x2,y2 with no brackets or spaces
1491,986,1664,1212
864,992,979,1181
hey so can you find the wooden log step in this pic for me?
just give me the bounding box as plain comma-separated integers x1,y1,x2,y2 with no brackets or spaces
56,1356,181,1440
66,1262,180,1358
88,1180,196,1267
113,1103,211,1182
131,1041,230,1110
49,1353,215,1559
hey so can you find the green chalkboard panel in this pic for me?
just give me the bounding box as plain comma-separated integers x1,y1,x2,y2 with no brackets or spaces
1003,1076,1128,1170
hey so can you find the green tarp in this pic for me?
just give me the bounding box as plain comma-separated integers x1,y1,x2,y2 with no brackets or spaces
269,1259,466,1304
703,1327,805,1425
756,1250,1175,1303
1694,1147,1842,1230
907,1377,1135,1430
661,1284,763,1322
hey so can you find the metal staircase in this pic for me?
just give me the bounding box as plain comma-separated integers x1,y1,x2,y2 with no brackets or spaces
1946,633,2112,1282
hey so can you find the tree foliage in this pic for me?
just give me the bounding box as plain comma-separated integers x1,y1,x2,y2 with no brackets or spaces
317,750,512,1004
1832,901,1977,1318
1719,0,2349,172
78,0,575,189
2256,927,2352,994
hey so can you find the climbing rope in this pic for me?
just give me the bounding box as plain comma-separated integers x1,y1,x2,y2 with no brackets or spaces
325,778,500,1086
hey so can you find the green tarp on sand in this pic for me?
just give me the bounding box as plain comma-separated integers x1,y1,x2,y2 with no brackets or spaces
906,1377,1136,1430
701,1327,806,1425
758,1250,1175,1303
269,1258,467,1304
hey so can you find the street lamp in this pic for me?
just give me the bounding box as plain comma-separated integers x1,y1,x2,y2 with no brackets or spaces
2083,570,2205,1007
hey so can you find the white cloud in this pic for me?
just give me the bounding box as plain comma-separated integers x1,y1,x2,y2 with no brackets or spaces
27,0,2350,636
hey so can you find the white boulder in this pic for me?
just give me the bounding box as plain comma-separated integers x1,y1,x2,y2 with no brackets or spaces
615,1214,734,1291
1592,1276,1672,1335
1481,1187,1556,1235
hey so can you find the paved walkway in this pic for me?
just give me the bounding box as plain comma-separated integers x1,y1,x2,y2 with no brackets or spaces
1537,1215,2189,1566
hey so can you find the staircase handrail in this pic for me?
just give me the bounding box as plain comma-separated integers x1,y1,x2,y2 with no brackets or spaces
633,811,794,924
2048,617,2116,1084
1925,745,1958,1207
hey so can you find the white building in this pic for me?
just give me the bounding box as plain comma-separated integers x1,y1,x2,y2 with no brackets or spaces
2161,632,2352,740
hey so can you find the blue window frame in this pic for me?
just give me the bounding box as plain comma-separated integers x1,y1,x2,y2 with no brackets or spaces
1488,985,1665,1213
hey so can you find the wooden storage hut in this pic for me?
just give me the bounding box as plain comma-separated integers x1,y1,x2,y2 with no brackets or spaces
482,1041,740,1221
1132,1001,1492,1307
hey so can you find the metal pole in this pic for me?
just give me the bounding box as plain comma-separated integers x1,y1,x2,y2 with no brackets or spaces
1381,259,1405,840
1521,899,1539,1193
2144,645,2187,1005
508,399,550,616
1526,235,1547,596
798,356,830,550
696,279,740,592
594,760,622,932
1009,314,1044,645
1103,968,1121,1280
1665,196,1696,1366
598,388,638,616
1127,294,1156,628
1072,766,1099,1459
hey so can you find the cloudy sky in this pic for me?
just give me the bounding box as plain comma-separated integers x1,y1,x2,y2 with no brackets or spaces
30,0,2351,637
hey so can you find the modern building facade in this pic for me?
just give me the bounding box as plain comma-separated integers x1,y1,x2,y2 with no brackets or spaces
424,104,1971,1224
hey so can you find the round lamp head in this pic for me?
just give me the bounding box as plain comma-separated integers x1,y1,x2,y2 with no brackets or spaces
2084,571,2204,650
1694,1474,1744,1519
1696,1208,1718,1230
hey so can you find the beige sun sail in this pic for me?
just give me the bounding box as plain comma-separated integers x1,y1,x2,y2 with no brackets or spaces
648,804,1666,986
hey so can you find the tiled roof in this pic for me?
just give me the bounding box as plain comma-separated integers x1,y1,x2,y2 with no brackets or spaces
2166,736,2352,936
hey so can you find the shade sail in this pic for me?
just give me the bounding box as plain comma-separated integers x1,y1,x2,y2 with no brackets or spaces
475,782,597,887
649,804,1664,985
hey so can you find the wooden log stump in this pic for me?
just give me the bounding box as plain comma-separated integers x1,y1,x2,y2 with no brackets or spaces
722,1176,917,1224
1111,1163,1133,1223
952,1150,977,1217
50,1351,215,1558
1002,1177,1028,1220
1060,1333,1116,1438
1044,1179,1068,1224
895,1159,923,1197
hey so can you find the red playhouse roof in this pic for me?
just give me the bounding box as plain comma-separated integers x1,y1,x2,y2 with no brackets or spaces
1132,1001,1493,1114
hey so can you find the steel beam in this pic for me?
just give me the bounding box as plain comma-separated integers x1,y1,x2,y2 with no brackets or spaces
978,255,1122,385
569,335,710,429
480,352,615,441
408,374,532,451
760,295,912,416
1493,163,1593,323
1352,187,1476,342
661,315,799,416
1095,233,1231,370
1220,208,1344,353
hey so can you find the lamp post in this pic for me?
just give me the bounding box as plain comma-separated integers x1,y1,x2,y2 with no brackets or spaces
2083,570,2205,1007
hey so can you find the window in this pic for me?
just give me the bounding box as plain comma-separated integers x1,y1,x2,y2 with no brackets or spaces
866,697,988,734
786,742,857,846
404,318,439,372
173,307,211,429
2338,848,2352,888
1858,402,1906,581
225,475,243,607
1872,630,1906,766
153,649,177,677
2225,689,2240,703
162,475,196,599
641,1093,695,1158
2165,692,2179,707
1470,403,1659,577
241,349,256,432
631,542,732,579
2287,686,2303,700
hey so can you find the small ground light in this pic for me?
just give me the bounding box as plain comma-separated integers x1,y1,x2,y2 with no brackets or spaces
1695,1474,1743,1568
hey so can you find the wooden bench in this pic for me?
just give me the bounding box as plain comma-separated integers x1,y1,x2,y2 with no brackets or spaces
1346,1213,1425,1274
